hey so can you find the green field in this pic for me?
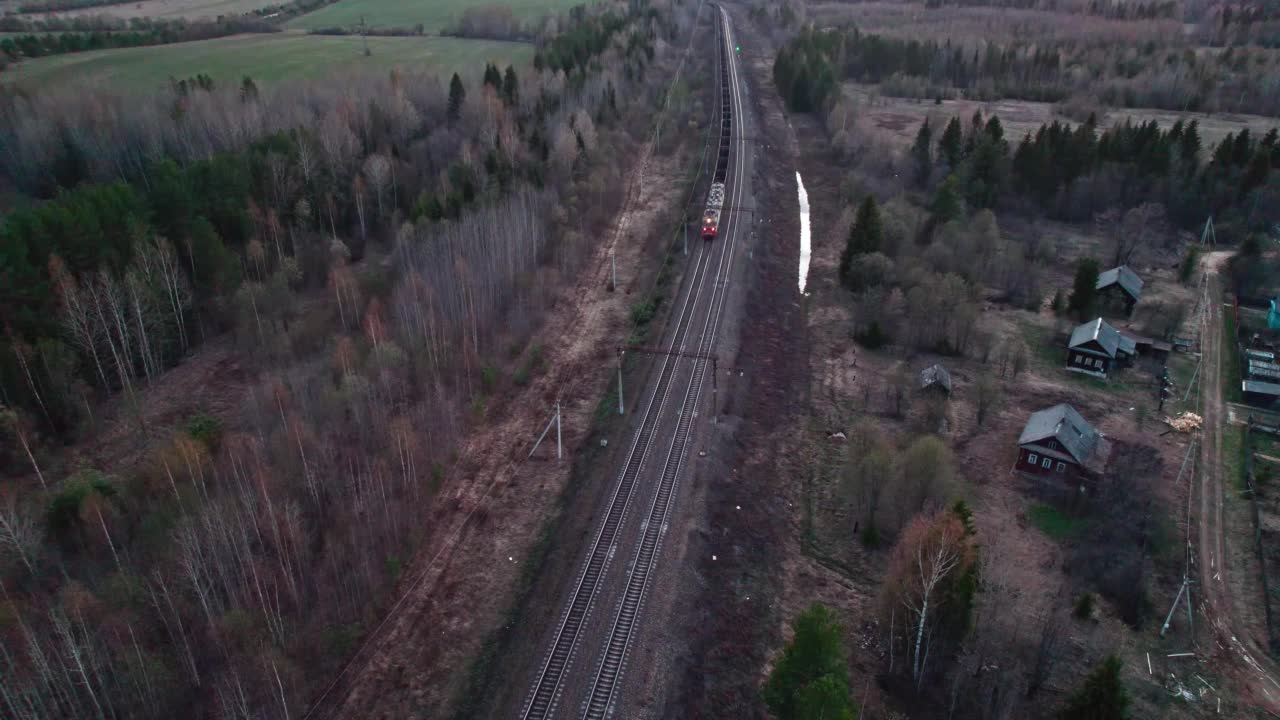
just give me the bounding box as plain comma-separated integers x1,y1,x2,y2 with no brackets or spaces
12,0,281,21
3,33,533,93
286,0,585,32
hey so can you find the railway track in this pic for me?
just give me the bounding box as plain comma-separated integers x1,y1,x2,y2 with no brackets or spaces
579,8,746,718
521,7,747,719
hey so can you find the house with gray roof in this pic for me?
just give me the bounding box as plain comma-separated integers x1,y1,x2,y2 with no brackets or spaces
1096,265,1144,316
1016,404,1111,479
1067,318,1136,378
918,363,952,397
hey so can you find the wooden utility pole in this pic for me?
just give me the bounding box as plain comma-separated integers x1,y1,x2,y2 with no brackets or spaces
360,15,370,56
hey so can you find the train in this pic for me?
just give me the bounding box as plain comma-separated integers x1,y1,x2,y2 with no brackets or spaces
701,183,725,239
700,6,733,240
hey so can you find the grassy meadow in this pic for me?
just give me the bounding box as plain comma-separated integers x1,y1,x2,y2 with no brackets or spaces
3,32,533,92
286,0,586,32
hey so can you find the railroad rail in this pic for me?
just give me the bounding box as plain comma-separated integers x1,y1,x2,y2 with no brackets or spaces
520,7,745,719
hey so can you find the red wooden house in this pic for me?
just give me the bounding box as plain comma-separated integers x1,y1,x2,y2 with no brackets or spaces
1015,404,1110,481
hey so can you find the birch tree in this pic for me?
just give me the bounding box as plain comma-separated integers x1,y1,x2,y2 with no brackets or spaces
883,508,977,690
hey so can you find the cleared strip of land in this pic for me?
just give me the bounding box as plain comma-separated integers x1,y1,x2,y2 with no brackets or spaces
3,32,533,92
844,84,1279,150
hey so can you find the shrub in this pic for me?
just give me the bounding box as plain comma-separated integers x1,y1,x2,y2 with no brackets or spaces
46,470,116,539
186,413,224,451
480,365,499,394
860,524,879,548
1180,245,1199,283
630,300,657,326
855,321,889,349
1074,592,1095,620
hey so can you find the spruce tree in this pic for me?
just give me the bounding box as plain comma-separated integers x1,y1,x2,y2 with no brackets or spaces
965,135,1009,210
762,604,856,720
939,117,964,168
1232,127,1253,165
1242,147,1272,197
1179,120,1202,165
1058,655,1129,720
911,118,934,187
447,73,466,121
930,173,962,224
1212,134,1235,167
483,63,502,90
1067,258,1100,319
984,115,1004,144
840,196,883,288
502,65,519,106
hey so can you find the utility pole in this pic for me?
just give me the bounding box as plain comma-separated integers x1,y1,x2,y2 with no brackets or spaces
1161,576,1190,637
1201,215,1216,247
711,356,718,424
360,15,370,56
528,400,564,460
683,222,689,255
611,249,617,291
617,349,625,415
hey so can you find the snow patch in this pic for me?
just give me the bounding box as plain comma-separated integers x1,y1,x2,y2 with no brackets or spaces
796,172,811,294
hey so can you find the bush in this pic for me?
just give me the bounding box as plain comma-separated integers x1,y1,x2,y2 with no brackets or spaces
1059,655,1129,719
46,470,116,539
855,321,889,349
480,365,499,394
186,413,224,451
630,300,657,326
1074,592,1095,620
1179,245,1199,283
859,524,879,548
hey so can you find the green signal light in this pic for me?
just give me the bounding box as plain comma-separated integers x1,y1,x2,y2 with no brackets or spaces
735,45,741,52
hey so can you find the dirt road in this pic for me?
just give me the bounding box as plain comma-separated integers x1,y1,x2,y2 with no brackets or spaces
1196,253,1280,715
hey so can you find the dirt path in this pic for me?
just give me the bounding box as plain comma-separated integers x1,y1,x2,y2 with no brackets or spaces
1196,253,1280,715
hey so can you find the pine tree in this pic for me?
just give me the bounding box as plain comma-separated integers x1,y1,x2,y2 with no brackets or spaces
840,196,883,288
939,116,964,168
1067,258,1100,319
1058,655,1129,720
447,73,466,121
911,118,934,187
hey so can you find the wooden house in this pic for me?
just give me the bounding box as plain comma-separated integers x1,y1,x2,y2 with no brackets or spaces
1015,404,1110,480
1067,318,1136,378
918,364,952,397
1096,265,1143,316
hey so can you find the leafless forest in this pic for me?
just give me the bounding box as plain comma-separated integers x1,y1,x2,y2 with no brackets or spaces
0,1,707,718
